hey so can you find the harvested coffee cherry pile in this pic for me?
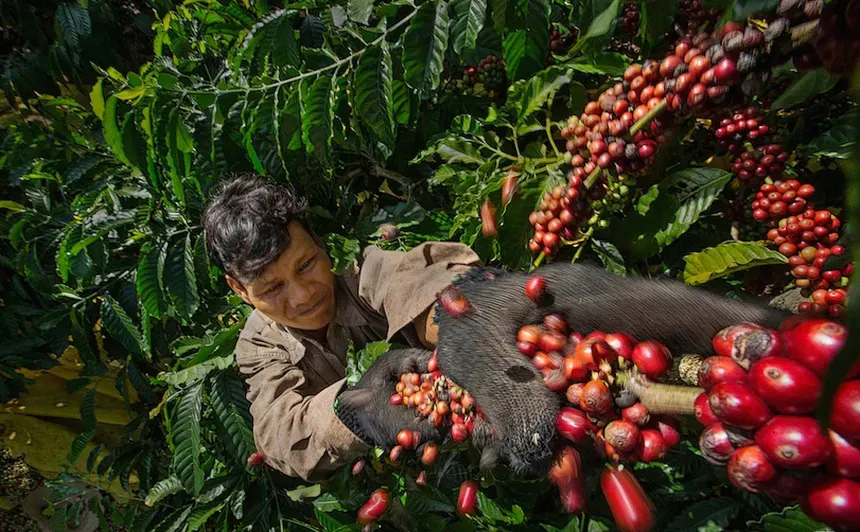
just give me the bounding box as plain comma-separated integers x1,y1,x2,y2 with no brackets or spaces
695,319,860,529
390,351,478,445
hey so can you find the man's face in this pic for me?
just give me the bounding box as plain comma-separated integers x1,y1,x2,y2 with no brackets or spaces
227,222,336,331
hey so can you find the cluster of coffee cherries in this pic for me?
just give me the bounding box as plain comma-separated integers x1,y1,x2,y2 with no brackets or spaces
390,352,477,445
547,25,578,64
751,180,812,222
813,0,860,75
750,179,851,317
620,4,640,35
712,106,771,154
677,0,722,32
694,319,859,529
731,144,789,185
517,276,683,464
443,55,507,99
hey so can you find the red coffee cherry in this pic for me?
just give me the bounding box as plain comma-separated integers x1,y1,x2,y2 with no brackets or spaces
729,328,782,370
631,341,672,380
653,415,681,447
698,356,748,390
747,357,821,414
357,488,390,524
397,429,415,449
451,422,469,443
525,275,547,302
727,445,777,493
457,481,479,516
605,332,636,361
783,319,847,376
699,422,737,465
694,392,720,426
421,443,439,466
828,430,860,478
712,323,762,357
438,286,470,318
247,451,266,467
605,420,642,453
580,379,614,415
600,466,656,532
801,477,860,530
622,402,650,426
755,415,833,468
830,380,860,441
556,407,594,444
708,382,773,429
635,428,667,462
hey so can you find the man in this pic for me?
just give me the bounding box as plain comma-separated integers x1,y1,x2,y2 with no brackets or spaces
202,174,479,481
204,174,786,481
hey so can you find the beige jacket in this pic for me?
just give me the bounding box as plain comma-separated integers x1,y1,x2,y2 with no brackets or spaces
235,243,479,481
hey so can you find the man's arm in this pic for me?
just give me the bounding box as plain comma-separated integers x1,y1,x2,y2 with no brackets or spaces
237,341,369,481
415,305,439,348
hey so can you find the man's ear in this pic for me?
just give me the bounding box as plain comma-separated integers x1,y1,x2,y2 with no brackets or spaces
226,275,253,306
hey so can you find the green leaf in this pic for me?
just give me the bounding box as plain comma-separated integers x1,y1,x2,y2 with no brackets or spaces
0,200,25,212
172,381,204,496
392,80,412,125
164,234,199,319
126,361,155,402
301,76,334,162
187,501,226,532
507,66,572,123
245,10,300,69
69,311,106,376
89,78,105,119
137,241,167,319
665,497,741,531
101,294,145,357
402,0,450,98
68,429,96,465
569,52,629,76
418,137,485,165
103,96,130,165
345,341,391,386
152,505,192,532
160,355,235,386
682,241,788,286
592,239,626,275
354,42,394,145
807,108,859,159
210,371,255,465
772,69,839,110
575,0,620,49
144,476,182,507
325,234,361,275
452,0,487,56
640,0,678,48
348,0,373,25
503,0,550,80
654,168,733,247
56,2,91,50
756,505,827,531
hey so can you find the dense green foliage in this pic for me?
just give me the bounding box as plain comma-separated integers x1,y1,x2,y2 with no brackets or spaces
1,0,857,530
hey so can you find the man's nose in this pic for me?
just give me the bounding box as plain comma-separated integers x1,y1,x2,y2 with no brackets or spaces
287,283,315,310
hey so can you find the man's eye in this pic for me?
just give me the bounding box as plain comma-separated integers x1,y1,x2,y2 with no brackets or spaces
265,283,282,296
299,258,314,272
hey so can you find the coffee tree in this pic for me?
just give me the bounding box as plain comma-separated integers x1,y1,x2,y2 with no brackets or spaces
0,0,858,530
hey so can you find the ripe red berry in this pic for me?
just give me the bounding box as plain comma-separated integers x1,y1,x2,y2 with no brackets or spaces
563,355,589,382
357,488,390,524
729,328,782,370
631,341,672,380
600,466,656,532
605,333,636,361
622,402,650,426
699,422,737,465
764,470,808,501
247,451,266,467
397,429,415,449
712,323,761,357
694,392,720,426
748,357,821,414
457,481,479,516
783,319,847,376
653,415,681,447
727,445,777,493
451,422,469,443
540,331,567,353
830,380,860,440
635,428,667,462
756,415,833,468
438,286,470,318
698,356,748,390
525,275,547,303
556,407,593,444
605,420,642,453
580,379,614,415
801,477,860,530
708,382,773,429
828,429,860,478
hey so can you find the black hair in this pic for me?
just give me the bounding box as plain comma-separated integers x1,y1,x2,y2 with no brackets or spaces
202,174,308,283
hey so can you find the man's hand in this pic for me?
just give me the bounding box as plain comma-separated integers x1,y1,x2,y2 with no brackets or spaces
336,348,445,449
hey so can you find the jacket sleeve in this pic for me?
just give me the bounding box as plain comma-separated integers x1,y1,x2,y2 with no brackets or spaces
236,341,370,482
358,242,480,339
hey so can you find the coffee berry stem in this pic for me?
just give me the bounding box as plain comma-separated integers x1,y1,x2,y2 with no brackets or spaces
628,99,669,137
618,370,702,416
571,226,596,263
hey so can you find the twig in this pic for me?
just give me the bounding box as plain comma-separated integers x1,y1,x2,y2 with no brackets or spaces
629,99,668,136
545,92,561,157
571,226,595,263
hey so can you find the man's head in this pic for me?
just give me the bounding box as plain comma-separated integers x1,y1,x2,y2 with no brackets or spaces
202,174,336,331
